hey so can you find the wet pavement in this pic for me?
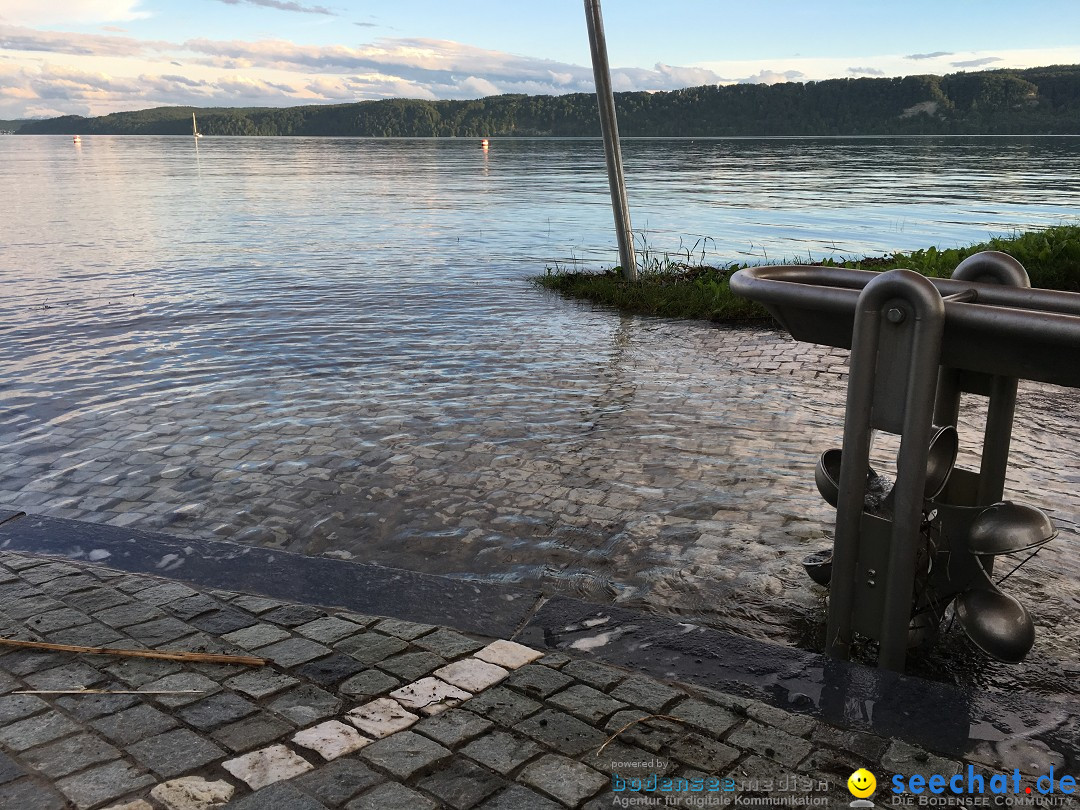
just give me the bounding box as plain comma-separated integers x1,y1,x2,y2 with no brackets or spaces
2,324,1078,697
0,521,1075,810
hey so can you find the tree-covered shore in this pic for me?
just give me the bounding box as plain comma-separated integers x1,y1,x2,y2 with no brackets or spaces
12,65,1080,137
534,226,1080,323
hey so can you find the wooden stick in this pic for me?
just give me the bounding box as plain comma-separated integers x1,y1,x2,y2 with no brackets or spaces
15,689,207,695
0,637,267,667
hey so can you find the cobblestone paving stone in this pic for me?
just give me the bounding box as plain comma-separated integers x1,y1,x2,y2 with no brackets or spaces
0,551,1073,810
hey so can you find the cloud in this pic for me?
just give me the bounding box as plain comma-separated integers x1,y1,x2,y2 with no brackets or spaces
171,36,718,96
0,24,169,57
354,22,376,28
951,56,1003,68
905,51,953,61
100,25,127,32
303,74,437,101
0,28,734,118
458,76,500,97
737,69,805,85
847,66,885,76
0,61,314,117
650,62,727,87
182,37,590,86
29,64,141,100
0,84,36,99
158,74,204,87
0,0,147,26
212,0,335,15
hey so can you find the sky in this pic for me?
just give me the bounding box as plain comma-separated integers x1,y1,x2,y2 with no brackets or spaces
1,0,1079,119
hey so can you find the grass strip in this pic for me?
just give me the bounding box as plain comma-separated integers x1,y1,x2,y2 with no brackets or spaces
533,225,1080,323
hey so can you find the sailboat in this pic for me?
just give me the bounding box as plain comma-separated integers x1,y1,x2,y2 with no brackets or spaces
192,113,203,139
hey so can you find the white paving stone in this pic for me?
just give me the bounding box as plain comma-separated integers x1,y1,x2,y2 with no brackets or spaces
102,802,155,810
150,776,235,810
474,639,544,669
389,677,472,716
292,720,372,761
433,658,509,692
221,744,314,791
344,697,420,738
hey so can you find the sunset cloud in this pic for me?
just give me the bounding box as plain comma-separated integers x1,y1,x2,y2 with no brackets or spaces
0,61,317,116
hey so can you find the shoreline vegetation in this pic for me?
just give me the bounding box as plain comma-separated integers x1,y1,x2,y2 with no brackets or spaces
533,225,1080,323
9,64,1080,137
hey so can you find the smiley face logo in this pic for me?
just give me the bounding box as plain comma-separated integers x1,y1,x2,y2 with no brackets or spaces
848,768,877,798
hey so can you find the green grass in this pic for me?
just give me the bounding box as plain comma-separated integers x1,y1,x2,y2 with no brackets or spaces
534,224,1080,323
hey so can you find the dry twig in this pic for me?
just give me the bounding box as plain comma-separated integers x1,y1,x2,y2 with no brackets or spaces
0,637,267,667
15,689,207,695
595,714,684,756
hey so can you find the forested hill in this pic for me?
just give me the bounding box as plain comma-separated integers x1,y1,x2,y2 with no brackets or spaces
16,65,1080,137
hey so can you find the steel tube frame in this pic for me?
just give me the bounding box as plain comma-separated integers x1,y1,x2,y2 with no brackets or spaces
729,265,1080,388
584,0,637,280
731,253,1078,671
826,270,945,669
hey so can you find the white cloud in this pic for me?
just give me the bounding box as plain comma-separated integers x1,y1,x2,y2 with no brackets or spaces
651,62,727,87
458,76,500,97
0,0,147,26
738,69,805,85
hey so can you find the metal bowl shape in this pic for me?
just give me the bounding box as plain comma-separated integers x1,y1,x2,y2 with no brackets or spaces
815,449,879,508
967,501,1057,556
922,424,959,500
907,609,942,649
954,584,1035,664
801,549,833,586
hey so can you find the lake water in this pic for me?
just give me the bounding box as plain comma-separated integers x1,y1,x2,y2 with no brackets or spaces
2,135,1079,697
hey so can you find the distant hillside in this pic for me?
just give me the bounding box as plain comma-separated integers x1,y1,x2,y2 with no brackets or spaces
0,120,28,133
16,65,1080,137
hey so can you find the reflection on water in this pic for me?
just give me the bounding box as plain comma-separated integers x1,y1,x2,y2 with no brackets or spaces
1,135,1079,698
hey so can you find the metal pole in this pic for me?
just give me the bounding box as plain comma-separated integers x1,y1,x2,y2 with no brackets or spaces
584,0,637,281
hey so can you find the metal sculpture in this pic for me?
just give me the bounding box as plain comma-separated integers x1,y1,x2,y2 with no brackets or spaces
731,252,1080,671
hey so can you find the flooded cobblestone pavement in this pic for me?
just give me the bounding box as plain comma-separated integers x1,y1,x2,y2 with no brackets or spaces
2,308,1078,699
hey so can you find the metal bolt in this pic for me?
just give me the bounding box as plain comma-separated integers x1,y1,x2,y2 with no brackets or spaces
886,307,905,324
868,569,876,576
867,579,876,588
